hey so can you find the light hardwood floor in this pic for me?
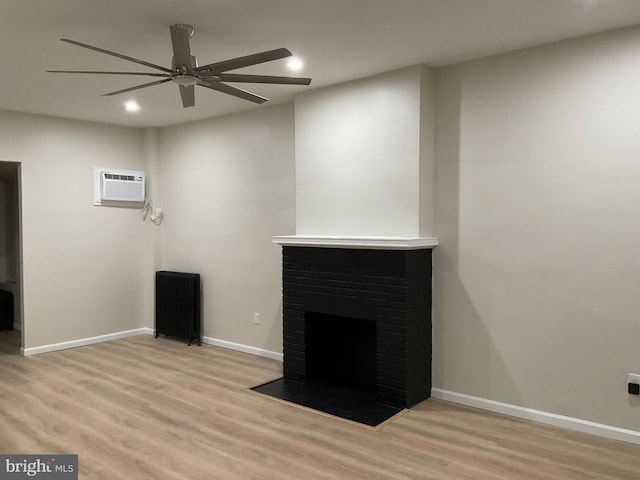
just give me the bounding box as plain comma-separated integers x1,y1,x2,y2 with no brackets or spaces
1,330,638,479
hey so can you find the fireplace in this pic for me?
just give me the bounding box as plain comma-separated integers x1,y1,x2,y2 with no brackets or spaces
283,245,432,406
253,238,434,426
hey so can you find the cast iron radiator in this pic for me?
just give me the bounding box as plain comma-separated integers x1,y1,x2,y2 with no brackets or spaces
155,271,201,345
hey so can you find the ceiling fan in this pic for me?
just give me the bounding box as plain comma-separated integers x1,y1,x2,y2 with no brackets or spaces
48,24,312,108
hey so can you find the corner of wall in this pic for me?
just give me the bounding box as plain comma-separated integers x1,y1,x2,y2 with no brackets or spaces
419,66,436,237
143,127,162,329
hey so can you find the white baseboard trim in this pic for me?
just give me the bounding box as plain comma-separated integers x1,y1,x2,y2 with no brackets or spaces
143,328,283,361
431,388,640,445
142,328,283,362
202,335,283,361
21,328,150,356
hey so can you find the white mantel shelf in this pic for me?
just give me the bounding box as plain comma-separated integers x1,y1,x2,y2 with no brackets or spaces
272,235,438,250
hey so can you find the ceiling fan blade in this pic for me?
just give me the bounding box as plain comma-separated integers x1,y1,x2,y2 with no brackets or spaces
197,80,268,104
103,78,172,96
195,48,292,74
179,84,195,108
47,70,170,77
214,73,311,85
169,24,194,73
60,38,174,74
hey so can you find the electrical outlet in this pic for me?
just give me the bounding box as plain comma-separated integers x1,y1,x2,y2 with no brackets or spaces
253,313,260,325
628,373,640,395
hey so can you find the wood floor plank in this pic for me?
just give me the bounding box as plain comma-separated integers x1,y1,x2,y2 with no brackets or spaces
1,331,638,479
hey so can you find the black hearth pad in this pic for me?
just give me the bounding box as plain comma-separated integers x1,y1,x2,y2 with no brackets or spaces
251,378,403,427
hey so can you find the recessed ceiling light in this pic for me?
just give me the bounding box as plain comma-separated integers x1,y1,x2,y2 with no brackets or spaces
124,100,140,112
287,57,304,72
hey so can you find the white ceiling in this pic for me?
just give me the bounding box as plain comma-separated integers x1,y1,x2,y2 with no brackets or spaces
2,0,640,128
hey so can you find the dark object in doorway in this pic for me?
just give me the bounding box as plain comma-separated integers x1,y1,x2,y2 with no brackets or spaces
0,289,13,331
155,271,201,345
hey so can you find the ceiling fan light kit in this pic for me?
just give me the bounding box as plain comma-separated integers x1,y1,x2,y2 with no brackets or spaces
173,75,198,86
48,24,312,108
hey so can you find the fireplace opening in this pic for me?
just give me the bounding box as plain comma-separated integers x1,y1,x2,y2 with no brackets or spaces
305,313,376,392
253,310,403,427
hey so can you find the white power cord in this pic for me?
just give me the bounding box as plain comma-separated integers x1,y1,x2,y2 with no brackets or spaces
142,198,152,220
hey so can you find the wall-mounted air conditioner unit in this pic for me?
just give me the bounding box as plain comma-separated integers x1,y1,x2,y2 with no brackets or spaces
94,167,145,205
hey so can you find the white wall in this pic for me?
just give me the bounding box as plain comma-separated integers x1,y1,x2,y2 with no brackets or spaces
295,66,434,237
0,110,148,348
419,69,436,237
433,26,640,431
157,103,295,354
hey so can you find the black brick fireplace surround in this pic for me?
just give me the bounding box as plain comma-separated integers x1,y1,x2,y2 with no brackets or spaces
282,246,433,409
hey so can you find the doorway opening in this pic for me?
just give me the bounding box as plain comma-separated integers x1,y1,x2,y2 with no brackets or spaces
0,161,22,355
